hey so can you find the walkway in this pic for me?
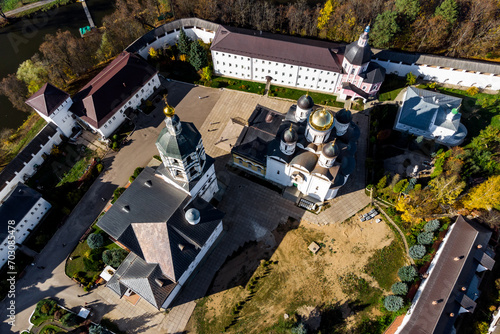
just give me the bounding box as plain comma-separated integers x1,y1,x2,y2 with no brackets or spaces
3,0,58,17
80,0,95,28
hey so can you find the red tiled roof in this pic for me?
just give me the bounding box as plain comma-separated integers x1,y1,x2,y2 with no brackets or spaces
25,83,69,116
71,52,158,128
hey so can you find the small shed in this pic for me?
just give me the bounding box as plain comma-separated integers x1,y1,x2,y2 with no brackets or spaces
100,265,116,282
77,307,90,319
308,242,320,254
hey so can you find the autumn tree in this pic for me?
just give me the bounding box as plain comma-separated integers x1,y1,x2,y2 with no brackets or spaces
317,0,335,30
371,11,399,47
463,176,500,211
406,72,416,86
0,74,31,113
428,173,466,205
16,54,49,94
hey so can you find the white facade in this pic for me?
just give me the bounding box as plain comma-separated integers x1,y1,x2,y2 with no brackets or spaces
0,126,63,202
161,220,223,309
373,59,500,90
33,97,76,138
0,197,51,267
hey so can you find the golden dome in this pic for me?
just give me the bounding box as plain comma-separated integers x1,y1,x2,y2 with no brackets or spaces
309,108,334,131
164,103,175,117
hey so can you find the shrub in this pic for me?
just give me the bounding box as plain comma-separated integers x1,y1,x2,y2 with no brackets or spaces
391,282,408,295
35,299,58,316
291,322,307,334
96,163,104,173
393,179,408,193
466,86,479,96
129,176,135,183
111,142,118,150
153,155,161,161
424,220,440,232
417,232,434,245
377,175,388,189
398,266,417,282
112,187,126,203
384,295,404,312
409,245,426,259
133,167,144,178
102,249,129,268
89,324,110,334
211,81,221,88
61,313,78,327
87,233,104,249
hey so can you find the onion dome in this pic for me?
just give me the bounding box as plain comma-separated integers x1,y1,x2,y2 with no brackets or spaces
185,208,200,225
309,108,334,131
340,156,356,176
297,92,314,110
322,139,339,158
282,124,298,143
335,109,352,124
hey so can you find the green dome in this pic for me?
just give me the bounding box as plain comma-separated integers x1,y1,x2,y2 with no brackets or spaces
309,108,334,131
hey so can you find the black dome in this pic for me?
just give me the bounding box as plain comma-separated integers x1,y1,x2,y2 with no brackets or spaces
282,126,298,143
297,94,314,110
322,141,339,158
336,109,352,124
344,41,371,66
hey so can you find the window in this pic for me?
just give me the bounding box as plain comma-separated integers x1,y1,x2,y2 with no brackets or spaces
277,170,280,174
112,116,116,120
104,125,108,128
351,69,355,74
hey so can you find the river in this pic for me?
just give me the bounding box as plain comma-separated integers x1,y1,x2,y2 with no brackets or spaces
0,0,116,131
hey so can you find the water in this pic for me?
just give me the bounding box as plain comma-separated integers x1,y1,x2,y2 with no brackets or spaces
0,0,116,131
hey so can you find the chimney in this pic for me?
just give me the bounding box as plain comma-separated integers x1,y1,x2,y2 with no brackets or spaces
155,278,164,287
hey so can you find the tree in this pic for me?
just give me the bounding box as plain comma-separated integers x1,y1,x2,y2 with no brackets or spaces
377,175,388,189
395,0,420,21
201,66,212,82
89,324,110,334
317,0,335,30
391,282,408,295
406,72,416,86
16,55,49,94
417,232,434,245
393,179,409,194
87,233,104,249
398,265,417,282
463,175,500,211
428,173,465,205
291,322,307,334
409,245,426,259
61,313,78,327
424,220,440,232
384,295,404,312
435,0,458,25
148,47,159,59
371,11,399,47
0,74,31,113
177,28,192,55
189,41,208,71
102,249,128,268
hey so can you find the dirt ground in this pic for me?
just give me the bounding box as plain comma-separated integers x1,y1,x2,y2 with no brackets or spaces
188,207,396,333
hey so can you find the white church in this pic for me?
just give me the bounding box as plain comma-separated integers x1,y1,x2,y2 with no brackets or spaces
232,94,359,210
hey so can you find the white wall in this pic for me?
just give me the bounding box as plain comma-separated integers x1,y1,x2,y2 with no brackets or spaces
0,128,63,201
33,98,76,138
373,59,500,90
0,197,51,267
161,220,223,309
266,157,291,186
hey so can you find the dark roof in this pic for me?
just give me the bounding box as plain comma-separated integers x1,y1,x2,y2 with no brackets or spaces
0,183,44,240
25,83,69,116
0,123,56,194
70,52,158,128
97,167,223,284
311,163,340,181
297,94,314,110
397,87,462,131
211,25,343,72
321,141,339,158
399,216,494,334
126,18,220,53
290,151,318,172
344,39,371,66
107,253,176,309
434,108,461,132
335,109,352,124
360,62,386,84
341,82,370,99
156,122,202,159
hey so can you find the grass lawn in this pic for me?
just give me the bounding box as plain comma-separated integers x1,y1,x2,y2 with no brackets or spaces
56,148,96,186
364,239,406,290
212,76,266,94
40,324,66,333
378,74,407,102
269,85,345,108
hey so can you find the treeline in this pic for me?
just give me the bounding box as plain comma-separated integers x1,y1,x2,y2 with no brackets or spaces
0,0,161,113
175,0,500,59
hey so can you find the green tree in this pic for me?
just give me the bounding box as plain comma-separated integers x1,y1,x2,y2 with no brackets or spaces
189,41,208,71
16,55,49,94
409,244,426,259
377,175,388,189
398,265,417,282
391,282,408,295
393,179,409,194
102,249,128,268
371,11,399,47
463,175,500,211
424,220,440,232
417,232,434,245
89,324,109,334
395,0,420,21
406,72,417,86
177,28,192,55
87,233,104,249
435,0,458,24
61,313,78,327
384,295,404,312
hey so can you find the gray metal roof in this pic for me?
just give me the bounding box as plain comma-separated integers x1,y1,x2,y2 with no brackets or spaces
126,18,220,53
398,87,462,131
211,25,343,72
359,62,386,84
372,49,500,75
0,183,43,240
344,39,371,66
156,122,202,160
435,108,461,132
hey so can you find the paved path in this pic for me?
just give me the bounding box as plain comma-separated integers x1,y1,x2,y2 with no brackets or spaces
0,82,221,334
3,0,57,17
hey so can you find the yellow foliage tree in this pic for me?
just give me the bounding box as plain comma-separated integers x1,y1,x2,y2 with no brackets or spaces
463,175,500,211
149,47,159,59
428,173,465,205
317,0,336,30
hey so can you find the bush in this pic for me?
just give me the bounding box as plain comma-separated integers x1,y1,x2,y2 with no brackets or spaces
96,163,104,173
291,323,307,334
89,324,110,334
409,245,426,259
102,249,129,268
384,295,404,312
391,282,408,295
112,187,126,203
417,232,434,245
111,142,118,150
35,299,58,317
61,313,78,327
398,266,417,282
377,175,388,189
424,220,440,232
211,81,221,88
466,86,479,96
133,167,144,178
153,155,162,161
129,176,135,183
87,233,104,249
393,179,409,193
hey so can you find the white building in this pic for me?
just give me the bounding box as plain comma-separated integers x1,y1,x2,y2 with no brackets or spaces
231,94,359,210
97,105,222,310
394,87,467,146
0,183,51,268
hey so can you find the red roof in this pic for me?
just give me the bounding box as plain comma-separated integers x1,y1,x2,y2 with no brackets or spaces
25,83,69,116
70,52,158,128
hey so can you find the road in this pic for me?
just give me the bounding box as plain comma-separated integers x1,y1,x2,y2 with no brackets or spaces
0,82,221,333
3,0,58,17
